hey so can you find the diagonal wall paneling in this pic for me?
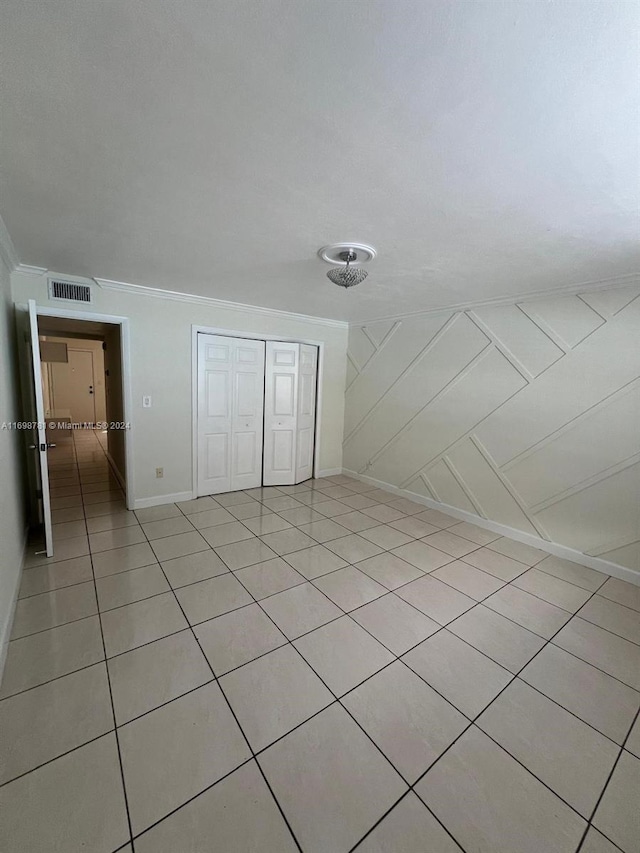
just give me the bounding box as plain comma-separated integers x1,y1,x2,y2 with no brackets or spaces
343,287,640,571
344,313,451,439
345,314,489,470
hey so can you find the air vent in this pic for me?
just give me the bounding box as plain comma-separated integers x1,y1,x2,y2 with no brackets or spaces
48,279,93,304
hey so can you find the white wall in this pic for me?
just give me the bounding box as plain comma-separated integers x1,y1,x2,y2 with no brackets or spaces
344,286,640,573
12,271,348,505
0,254,27,677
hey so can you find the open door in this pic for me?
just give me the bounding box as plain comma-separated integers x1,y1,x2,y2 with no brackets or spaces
26,299,54,557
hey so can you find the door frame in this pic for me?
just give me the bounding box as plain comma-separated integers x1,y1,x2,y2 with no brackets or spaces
24,304,135,510
191,325,324,499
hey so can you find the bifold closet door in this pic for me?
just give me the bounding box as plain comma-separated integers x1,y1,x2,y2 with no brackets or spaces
197,334,265,495
263,341,318,486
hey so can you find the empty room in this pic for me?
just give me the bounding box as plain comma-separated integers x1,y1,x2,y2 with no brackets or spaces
0,2,638,852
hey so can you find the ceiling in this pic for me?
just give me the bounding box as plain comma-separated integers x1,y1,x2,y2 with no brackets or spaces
1,0,638,323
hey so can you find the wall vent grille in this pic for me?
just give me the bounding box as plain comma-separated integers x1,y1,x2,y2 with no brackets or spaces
48,279,93,303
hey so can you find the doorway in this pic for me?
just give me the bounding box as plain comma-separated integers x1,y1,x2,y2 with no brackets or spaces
18,301,133,558
40,336,106,426
193,328,321,497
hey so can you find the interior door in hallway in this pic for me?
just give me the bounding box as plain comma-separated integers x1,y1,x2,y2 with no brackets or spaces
197,334,265,495
51,349,96,423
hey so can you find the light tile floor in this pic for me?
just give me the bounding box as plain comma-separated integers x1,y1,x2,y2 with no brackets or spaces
0,429,639,852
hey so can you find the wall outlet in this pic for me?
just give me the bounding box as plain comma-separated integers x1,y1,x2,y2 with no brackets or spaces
156,467,164,478
143,396,152,408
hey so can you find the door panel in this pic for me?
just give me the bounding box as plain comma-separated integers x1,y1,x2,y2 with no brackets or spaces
206,372,230,418
274,373,295,416
234,432,257,476
272,431,295,471
198,335,233,494
237,345,260,364
205,433,228,480
236,372,260,417
263,342,299,485
197,334,265,495
207,343,230,361
230,341,265,489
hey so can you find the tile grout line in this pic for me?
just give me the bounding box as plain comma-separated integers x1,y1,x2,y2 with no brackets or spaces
160,487,479,846
203,531,453,852
130,495,305,853
574,702,640,852
73,431,137,853
350,575,616,851
410,577,631,846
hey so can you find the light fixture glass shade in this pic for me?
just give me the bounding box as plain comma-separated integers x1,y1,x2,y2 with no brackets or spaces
326,266,368,288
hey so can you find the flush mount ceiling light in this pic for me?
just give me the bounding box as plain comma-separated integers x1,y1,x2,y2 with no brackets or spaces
318,243,377,289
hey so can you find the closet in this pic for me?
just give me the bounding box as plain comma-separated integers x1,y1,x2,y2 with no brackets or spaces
196,333,318,496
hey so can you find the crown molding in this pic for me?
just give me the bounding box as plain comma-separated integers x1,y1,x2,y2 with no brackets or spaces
12,258,638,330
13,263,48,277
0,214,19,271
93,276,349,329
348,272,640,326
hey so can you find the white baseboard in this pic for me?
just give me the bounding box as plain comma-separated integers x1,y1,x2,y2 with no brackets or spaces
0,525,29,687
343,469,640,587
316,467,343,478
133,491,194,510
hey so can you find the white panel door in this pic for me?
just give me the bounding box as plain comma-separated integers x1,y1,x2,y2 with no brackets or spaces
197,334,265,495
51,349,97,423
232,339,266,490
263,341,299,486
296,344,318,482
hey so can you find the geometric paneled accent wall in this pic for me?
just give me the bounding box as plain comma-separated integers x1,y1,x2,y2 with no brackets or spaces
343,286,640,571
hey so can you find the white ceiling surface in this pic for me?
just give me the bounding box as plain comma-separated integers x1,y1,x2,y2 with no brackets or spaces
1,1,638,323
